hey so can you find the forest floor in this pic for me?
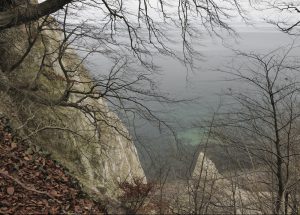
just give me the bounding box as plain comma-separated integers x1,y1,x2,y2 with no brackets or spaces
0,116,106,214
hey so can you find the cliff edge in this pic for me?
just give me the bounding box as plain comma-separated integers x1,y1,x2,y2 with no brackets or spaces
0,19,146,204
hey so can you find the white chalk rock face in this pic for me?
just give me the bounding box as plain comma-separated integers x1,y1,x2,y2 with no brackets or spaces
182,151,267,214
0,20,146,202
192,152,219,179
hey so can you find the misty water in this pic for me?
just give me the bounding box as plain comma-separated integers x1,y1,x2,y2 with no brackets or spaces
88,23,297,177
155,25,295,142
135,25,297,176
72,5,299,177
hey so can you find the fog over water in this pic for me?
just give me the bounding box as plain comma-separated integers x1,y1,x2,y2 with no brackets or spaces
131,24,296,145
69,2,300,173
136,23,299,176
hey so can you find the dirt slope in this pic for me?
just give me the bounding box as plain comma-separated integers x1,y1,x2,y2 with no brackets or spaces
0,116,106,214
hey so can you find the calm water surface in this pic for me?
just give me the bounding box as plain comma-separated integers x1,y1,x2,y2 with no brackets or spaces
83,16,298,173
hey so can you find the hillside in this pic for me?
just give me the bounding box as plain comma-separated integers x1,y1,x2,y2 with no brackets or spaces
0,116,107,214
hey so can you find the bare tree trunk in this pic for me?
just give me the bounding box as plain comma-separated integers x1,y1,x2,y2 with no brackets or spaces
267,71,284,215
274,148,284,214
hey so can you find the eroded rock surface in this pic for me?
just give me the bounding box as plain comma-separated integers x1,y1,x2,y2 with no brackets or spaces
0,21,145,203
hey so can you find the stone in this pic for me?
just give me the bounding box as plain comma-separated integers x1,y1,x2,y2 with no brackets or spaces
0,21,146,202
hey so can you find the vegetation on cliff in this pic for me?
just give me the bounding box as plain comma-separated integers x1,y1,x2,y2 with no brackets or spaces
2,0,300,214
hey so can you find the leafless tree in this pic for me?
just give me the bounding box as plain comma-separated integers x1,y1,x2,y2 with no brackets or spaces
0,0,248,137
1,1,278,213
255,0,300,35
213,46,300,214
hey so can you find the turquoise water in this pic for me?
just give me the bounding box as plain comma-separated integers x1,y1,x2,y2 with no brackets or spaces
178,128,205,146
82,18,298,177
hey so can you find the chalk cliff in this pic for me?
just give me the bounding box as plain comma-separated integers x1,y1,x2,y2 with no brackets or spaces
0,21,145,203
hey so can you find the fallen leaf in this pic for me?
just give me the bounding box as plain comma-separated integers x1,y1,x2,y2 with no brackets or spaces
7,187,15,195
62,175,68,182
49,207,59,215
50,190,61,197
37,201,44,205
25,148,34,155
4,133,12,142
0,169,7,174
11,142,17,149
75,205,81,213
42,199,49,207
